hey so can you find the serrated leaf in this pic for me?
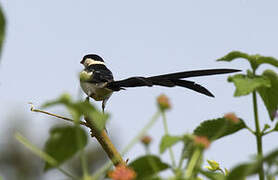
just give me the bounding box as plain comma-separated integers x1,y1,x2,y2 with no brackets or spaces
217,51,278,70
0,6,5,57
228,74,271,96
42,93,109,131
159,135,182,154
129,155,170,179
258,70,278,121
193,118,246,141
44,126,88,171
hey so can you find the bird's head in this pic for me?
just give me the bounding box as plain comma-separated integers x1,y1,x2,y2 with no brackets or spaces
80,54,105,67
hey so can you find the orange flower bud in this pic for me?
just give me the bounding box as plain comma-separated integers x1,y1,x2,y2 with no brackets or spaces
108,165,136,180
224,113,239,123
157,94,171,111
194,136,210,149
141,135,152,146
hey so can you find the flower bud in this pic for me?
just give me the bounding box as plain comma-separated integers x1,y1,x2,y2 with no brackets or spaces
224,112,239,123
157,94,171,111
141,135,152,146
108,164,136,180
194,136,210,149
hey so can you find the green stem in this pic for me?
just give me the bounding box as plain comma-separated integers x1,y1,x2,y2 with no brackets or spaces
92,111,161,179
253,91,264,180
15,133,78,180
144,146,151,155
185,148,201,179
177,151,184,170
74,123,89,177
245,125,255,135
122,111,160,155
262,128,275,136
161,110,176,168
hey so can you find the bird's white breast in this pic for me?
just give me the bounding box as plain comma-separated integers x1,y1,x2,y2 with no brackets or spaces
80,81,113,101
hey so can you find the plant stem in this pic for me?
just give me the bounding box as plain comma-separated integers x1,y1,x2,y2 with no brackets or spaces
29,103,89,127
92,111,161,179
185,148,201,179
15,133,78,180
74,123,89,177
161,110,176,168
177,145,186,170
253,91,264,180
85,116,126,166
30,103,125,167
122,111,160,155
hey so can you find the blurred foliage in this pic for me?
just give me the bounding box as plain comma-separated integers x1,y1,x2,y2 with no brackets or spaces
0,110,115,180
0,5,5,57
44,126,88,171
0,113,43,180
128,155,170,180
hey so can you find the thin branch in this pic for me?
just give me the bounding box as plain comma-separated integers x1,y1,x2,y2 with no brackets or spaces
29,103,125,167
29,103,90,127
84,116,126,166
92,111,161,179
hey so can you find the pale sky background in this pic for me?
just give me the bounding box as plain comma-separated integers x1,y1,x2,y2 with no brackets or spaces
0,1,278,180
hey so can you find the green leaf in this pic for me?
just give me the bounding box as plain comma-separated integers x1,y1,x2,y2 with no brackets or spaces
159,135,183,154
228,74,271,96
274,122,278,131
256,56,278,68
193,118,246,141
217,51,250,62
217,51,278,70
199,170,225,180
226,163,259,180
15,132,58,167
226,149,278,180
44,125,88,171
261,149,278,165
0,6,5,57
42,93,109,131
258,70,278,121
129,155,170,179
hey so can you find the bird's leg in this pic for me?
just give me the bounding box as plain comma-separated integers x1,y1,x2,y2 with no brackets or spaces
102,100,106,113
86,96,90,102
102,95,111,113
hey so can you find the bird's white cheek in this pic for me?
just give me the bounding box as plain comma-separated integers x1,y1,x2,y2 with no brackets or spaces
85,58,105,66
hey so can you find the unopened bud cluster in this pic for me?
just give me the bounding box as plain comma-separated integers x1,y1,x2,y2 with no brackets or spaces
157,94,171,111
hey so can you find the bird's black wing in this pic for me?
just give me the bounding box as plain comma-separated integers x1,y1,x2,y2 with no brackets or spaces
107,68,240,97
86,64,114,83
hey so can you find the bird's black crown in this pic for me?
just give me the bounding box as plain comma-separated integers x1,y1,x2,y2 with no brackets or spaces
81,54,104,64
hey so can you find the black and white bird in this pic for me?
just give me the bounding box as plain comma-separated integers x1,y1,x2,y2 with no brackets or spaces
80,54,240,112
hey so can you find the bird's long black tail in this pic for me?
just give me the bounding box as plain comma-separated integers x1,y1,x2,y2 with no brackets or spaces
107,69,240,97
